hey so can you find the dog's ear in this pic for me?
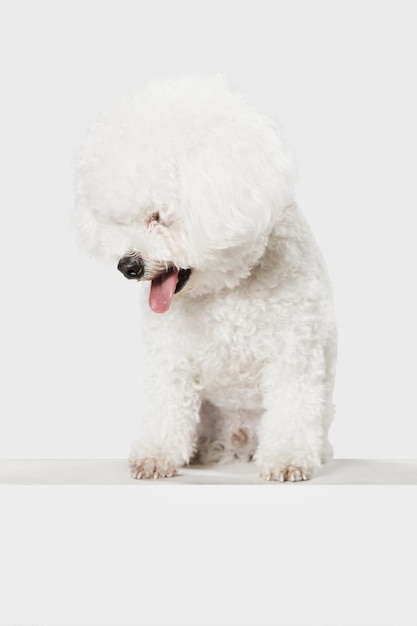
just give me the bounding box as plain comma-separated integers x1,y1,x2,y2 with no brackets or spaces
178,122,295,252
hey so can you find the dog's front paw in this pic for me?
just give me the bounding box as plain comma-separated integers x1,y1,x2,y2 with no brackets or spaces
129,456,178,479
256,445,320,482
259,463,313,482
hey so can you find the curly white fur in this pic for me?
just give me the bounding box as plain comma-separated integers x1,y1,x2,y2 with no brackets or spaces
74,75,337,481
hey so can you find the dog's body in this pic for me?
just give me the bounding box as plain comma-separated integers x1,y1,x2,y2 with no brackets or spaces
74,76,336,481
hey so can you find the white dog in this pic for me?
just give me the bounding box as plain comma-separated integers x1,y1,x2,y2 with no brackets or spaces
74,75,336,481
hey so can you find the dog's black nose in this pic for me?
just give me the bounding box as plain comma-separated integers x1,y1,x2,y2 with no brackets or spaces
117,256,145,280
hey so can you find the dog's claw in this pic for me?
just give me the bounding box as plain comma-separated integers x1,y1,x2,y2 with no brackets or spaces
260,464,313,483
129,457,179,480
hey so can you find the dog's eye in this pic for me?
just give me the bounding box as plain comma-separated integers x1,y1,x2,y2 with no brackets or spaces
146,212,161,228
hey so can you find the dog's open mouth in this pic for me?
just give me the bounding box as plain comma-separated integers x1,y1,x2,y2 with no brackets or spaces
149,268,192,314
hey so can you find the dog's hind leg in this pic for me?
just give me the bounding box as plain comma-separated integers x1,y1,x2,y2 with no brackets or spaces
193,401,259,465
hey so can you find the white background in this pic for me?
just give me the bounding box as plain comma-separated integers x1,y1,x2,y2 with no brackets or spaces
0,486,416,626
0,0,416,459
1,3,416,626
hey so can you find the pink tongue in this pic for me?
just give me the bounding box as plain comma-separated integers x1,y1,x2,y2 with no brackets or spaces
149,269,179,314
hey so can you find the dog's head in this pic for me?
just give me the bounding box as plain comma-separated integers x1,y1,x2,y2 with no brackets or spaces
74,75,295,312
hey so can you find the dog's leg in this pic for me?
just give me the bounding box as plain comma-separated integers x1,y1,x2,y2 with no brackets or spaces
321,337,337,463
256,328,334,482
194,401,259,464
129,360,201,479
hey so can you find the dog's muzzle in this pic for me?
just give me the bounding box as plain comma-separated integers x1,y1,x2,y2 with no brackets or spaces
117,256,145,280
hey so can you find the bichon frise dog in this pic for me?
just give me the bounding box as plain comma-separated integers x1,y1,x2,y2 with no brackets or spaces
74,75,337,481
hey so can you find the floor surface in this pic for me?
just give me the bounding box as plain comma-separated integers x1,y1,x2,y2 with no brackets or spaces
1,458,417,484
